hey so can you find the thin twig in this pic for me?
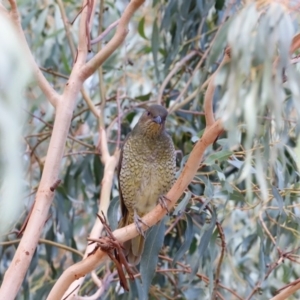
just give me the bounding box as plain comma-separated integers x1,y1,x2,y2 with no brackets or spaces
157,255,244,300
91,20,120,45
97,0,107,128
57,0,76,59
157,50,200,104
246,256,284,300
39,67,69,79
164,212,183,236
212,221,226,299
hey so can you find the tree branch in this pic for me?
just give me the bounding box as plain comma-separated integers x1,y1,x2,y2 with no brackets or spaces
57,0,100,119
204,48,231,127
91,20,120,45
80,0,145,80
271,280,300,300
6,0,59,107
157,50,199,104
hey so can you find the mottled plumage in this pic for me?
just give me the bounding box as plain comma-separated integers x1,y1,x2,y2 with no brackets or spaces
118,104,176,265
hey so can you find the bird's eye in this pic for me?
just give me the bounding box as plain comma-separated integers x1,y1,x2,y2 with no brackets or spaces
147,111,151,116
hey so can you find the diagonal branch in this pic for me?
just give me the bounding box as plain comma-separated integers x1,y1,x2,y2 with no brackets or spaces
6,0,59,107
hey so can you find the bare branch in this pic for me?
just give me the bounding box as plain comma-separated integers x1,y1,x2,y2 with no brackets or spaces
91,20,120,45
57,0,99,118
212,221,226,299
6,0,60,107
168,54,205,114
80,88,100,118
204,48,231,127
80,0,145,80
57,0,76,59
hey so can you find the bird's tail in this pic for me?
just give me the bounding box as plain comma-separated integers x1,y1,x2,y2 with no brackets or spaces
118,212,145,265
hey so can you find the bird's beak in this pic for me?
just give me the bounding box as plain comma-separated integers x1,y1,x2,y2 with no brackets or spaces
152,116,162,124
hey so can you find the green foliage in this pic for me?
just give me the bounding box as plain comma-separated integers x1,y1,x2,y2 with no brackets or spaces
2,0,300,299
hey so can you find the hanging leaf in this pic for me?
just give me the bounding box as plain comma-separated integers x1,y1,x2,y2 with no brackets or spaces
107,196,120,231
138,16,148,40
139,220,165,300
173,191,191,215
204,149,232,165
172,213,193,266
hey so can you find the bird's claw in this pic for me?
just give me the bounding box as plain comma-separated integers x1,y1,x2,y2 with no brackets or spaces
158,195,171,214
134,211,149,238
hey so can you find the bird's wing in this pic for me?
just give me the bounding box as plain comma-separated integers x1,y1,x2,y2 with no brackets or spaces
117,133,130,219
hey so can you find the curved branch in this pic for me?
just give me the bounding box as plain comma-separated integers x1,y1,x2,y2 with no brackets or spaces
91,20,120,45
6,0,59,107
204,48,231,127
80,0,145,80
46,119,224,300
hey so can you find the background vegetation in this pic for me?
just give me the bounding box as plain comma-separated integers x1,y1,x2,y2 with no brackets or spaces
1,0,300,299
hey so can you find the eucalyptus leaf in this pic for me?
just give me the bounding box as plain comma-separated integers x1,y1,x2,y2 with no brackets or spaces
191,209,217,279
107,196,121,231
139,220,165,300
204,149,232,165
172,213,193,266
271,186,284,215
138,16,148,40
173,191,191,215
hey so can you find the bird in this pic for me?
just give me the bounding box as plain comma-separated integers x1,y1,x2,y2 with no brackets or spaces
118,104,176,265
